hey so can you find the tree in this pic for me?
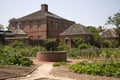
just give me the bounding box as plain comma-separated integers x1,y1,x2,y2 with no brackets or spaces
0,24,4,30
7,18,16,31
106,11,120,44
106,11,120,27
86,26,102,47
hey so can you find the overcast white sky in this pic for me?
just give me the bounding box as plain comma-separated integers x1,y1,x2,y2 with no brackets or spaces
0,0,120,29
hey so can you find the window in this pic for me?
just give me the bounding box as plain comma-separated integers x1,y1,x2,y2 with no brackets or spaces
65,38,69,44
37,36,41,39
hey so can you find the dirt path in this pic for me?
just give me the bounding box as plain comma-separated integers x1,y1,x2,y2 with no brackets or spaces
7,64,73,80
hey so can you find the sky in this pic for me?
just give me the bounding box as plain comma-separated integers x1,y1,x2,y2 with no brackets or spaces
0,0,120,29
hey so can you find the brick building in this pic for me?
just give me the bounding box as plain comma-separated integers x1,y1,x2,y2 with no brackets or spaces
9,4,75,40
60,24,92,48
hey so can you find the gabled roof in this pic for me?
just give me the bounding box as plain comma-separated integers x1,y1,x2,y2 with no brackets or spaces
100,29,118,38
60,24,92,36
16,11,68,21
12,4,71,22
13,28,26,36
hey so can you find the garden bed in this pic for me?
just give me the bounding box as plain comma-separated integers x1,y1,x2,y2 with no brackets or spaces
50,65,120,80
0,65,38,79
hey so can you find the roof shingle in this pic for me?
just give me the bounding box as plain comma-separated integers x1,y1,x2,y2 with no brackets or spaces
100,29,118,38
60,24,92,36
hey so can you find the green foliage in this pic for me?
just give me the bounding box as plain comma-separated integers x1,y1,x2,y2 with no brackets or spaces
72,38,83,47
19,57,33,66
0,24,4,30
43,39,57,51
87,26,102,47
102,40,112,48
9,41,25,49
102,40,119,48
68,48,101,58
0,53,33,66
78,43,92,49
0,41,46,66
70,61,120,77
30,46,46,56
53,61,67,67
57,42,69,51
0,42,4,50
101,48,120,59
106,11,120,44
106,11,120,27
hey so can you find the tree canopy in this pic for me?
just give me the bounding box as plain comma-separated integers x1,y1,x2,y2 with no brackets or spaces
106,11,120,27
0,24,4,30
86,26,101,47
106,11,120,44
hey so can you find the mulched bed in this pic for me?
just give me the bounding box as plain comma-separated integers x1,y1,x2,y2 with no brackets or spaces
0,65,38,80
50,65,120,80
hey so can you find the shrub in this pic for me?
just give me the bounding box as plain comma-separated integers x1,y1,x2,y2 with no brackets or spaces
43,39,57,51
57,42,69,51
70,61,120,77
78,43,92,49
102,40,119,48
9,41,25,49
30,46,46,56
20,57,33,66
72,38,83,47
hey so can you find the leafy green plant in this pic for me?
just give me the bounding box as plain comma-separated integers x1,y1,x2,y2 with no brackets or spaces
70,61,120,77
43,39,57,51
68,48,101,58
72,38,83,47
9,41,25,49
20,57,33,66
78,43,92,49
57,42,69,51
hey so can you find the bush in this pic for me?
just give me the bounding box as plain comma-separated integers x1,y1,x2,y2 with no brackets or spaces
57,42,69,51
43,39,57,51
72,38,83,47
78,43,92,49
102,40,119,48
20,57,33,66
9,41,25,49
70,61,120,77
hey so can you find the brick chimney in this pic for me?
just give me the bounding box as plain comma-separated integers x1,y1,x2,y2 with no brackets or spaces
41,4,48,12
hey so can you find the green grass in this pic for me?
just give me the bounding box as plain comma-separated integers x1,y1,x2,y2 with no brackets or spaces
53,61,67,67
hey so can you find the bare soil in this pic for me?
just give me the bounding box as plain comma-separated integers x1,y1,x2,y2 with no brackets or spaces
0,65,38,80
50,65,120,80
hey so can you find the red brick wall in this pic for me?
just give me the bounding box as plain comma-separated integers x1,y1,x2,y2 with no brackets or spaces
37,51,67,62
10,18,74,40
47,17,74,39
